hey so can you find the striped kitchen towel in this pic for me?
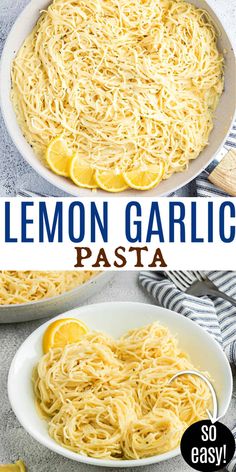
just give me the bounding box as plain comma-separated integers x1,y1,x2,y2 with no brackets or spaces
139,270,236,471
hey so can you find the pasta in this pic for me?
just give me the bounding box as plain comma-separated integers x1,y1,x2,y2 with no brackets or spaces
0,271,95,305
33,322,211,460
11,0,224,186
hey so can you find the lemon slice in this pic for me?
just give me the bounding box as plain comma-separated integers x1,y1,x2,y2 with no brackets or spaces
123,163,164,190
0,461,26,472
70,156,97,189
43,318,89,353
95,170,128,192
46,137,71,177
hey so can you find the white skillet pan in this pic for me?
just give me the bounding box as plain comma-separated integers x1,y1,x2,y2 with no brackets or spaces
0,0,236,196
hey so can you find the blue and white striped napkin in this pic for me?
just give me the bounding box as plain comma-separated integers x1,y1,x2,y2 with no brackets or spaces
139,271,236,363
139,269,236,471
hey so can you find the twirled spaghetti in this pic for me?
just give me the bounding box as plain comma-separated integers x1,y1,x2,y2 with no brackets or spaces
0,271,95,305
33,322,211,460
11,0,223,185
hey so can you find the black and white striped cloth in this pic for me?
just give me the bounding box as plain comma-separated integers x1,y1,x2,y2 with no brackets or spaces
139,271,236,471
225,122,236,150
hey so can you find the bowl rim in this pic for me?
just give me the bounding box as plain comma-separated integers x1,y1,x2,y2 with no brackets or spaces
8,301,233,468
0,271,105,309
0,0,236,197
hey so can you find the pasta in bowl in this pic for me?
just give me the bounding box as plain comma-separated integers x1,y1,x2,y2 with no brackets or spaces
8,302,232,467
11,0,223,193
0,271,112,323
1,0,235,196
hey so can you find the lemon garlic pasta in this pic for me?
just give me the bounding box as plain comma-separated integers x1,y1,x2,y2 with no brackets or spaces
0,271,95,305
33,322,211,460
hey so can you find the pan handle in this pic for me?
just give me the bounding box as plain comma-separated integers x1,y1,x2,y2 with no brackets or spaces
208,149,236,196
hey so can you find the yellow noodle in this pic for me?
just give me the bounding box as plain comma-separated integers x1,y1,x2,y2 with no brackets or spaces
33,322,212,460
11,0,223,184
0,271,95,305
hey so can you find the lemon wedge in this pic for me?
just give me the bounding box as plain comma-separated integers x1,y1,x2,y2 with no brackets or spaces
43,318,89,353
123,163,164,190
46,137,71,177
70,156,97,188
0,460,26,472
95,170,128,192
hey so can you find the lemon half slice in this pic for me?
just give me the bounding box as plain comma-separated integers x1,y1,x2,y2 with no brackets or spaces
46,137,71,177
95,170,128,192
43,318,89,353
70,156,97,188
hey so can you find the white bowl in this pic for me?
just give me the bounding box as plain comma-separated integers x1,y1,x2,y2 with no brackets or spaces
0,0,236,197
8,301,232,468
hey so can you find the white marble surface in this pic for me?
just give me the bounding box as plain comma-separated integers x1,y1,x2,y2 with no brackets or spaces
0,272,235,472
